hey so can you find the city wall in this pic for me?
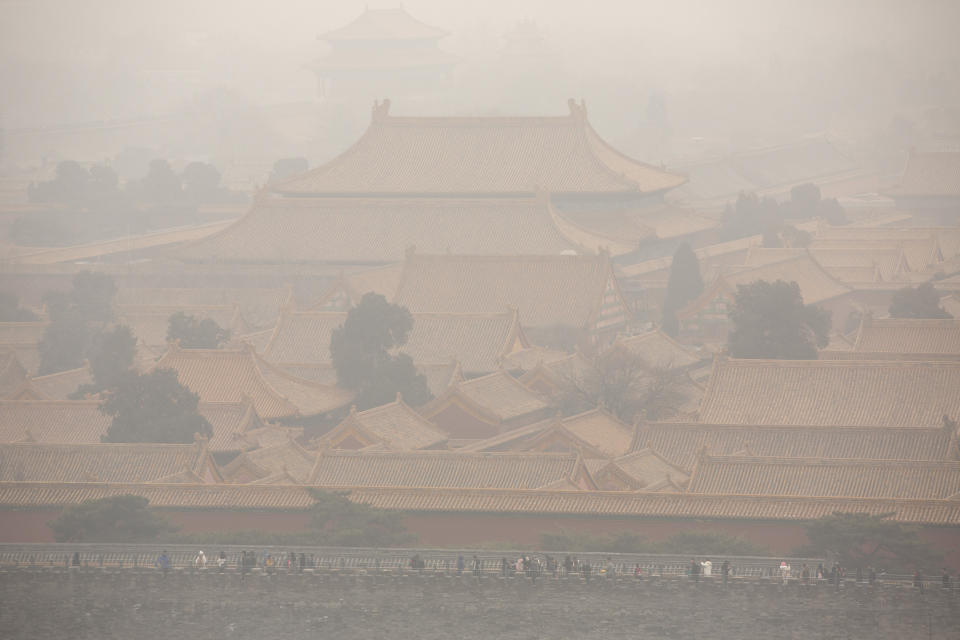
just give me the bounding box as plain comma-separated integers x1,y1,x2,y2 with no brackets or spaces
2,567,958,640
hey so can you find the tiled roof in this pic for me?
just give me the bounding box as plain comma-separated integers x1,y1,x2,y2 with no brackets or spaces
522,409,635,459
0,442,214,483
224,440,316,484
3,482,959,524
276,360,460,399
697,358,960,427
614,330,703,370
687,455,960,500
808,237,941,273
453,416,557,452
312,46,457,73
264,309,526,375
154,344,354,419
886,151,960,197
851,317,960,354
807,247,908,282
115,287,292,329
321,7,449,41
0,399,263,451
679,254,850,320
26,367,92,401
0,324,44,376
0,400,108,444
273,100,685,196
392,253,626,329
319,397,447,451
501,347,574,372
177,196,583,264
636,421,957,472
308,450,583,490
443,370,550,422
596,449,689,490
673,138,858,205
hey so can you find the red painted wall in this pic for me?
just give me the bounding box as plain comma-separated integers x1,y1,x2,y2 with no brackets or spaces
4,508,958,568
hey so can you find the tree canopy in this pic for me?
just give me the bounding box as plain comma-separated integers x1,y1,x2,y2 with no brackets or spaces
728,280,831,359
71,325,137,398
38,271,117,375
167,311,231,349
269,157,309,184
0,292,39,321
100,368,212,444
661,242,703,336
307,488,415,547
330,293,431,410
49,494,177,543
889,283,952,319
796,512,941,573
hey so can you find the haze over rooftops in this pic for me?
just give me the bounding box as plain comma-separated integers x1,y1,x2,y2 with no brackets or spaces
319,397,447,451
687,455,960,500
637,421,958,472
154,344,353,420
321,7,449,42
698,358,960,427
308,450,585,490
273,100,685,196
886,151,960,197
850,317,960,355
392,252,628,330
176,196,584,264
0,442,216,483
263,309,527,375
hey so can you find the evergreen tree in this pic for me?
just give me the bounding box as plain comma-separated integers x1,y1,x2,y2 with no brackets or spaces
167,311,231,348
101,369,212,443
796,512,941,573
728,280,831,359
889,283,952,319
0,292,39,321
661,242,703,336
49,495,177,543
330,293,431,410
71,325,137,397
37,271,116,375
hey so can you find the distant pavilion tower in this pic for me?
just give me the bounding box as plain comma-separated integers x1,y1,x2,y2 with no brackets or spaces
311,5,457,101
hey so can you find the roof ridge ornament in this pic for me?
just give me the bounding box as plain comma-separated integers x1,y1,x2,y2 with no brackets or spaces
372,98,392,121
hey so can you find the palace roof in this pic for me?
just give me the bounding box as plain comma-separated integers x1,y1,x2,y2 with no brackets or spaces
154,344,353,420
697,358,960,427
592,449,689,491
321,7,449,42
273,100,685,197
636,421,957,472
116,286,293,329
520,409,635,459
308,450,587,490
318,396,448,451
847,317,960,355
886,151,960,197
4,482,959,524
613,330,704,370
263,308,527,375
177,196,585,264
0,442,218,483
687,455,960,500
222,440,316,484
0,323,45,374
421,370,551,425
392,252,628,329
678,254,850,320
23,366,92,401
0,398,267,452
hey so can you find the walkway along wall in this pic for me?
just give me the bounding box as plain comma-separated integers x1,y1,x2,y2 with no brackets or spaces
1,568,958,640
